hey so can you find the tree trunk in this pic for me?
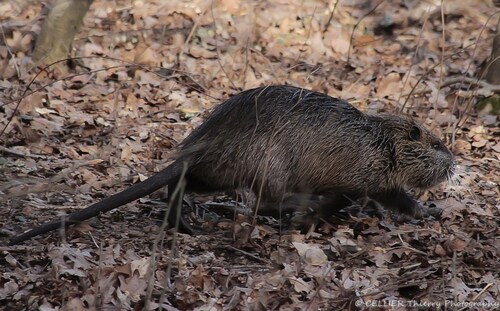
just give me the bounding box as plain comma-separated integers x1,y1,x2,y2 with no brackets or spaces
32,0,93,67
484,17,500,84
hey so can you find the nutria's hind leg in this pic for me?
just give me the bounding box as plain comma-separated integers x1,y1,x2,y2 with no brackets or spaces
370,189,441,219
282,193,356,229
254,193,324,231
317,193,356,218
258,193,323,216
167,178,206,235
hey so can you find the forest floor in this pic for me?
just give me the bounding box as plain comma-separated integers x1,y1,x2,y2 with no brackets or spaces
0,0,499,310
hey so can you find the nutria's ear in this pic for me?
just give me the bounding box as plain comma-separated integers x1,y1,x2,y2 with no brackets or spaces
408,125,421,141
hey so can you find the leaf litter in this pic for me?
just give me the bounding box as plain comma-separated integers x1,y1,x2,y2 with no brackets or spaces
0,0,499,310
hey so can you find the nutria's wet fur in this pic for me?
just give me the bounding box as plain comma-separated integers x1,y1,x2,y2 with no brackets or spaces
10,85,455,245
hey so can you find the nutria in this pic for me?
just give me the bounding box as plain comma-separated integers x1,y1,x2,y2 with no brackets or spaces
9,85,455,245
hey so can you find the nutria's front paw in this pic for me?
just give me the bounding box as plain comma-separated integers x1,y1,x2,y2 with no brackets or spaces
424,205,443,218
412,203,427,219
398,203,442,221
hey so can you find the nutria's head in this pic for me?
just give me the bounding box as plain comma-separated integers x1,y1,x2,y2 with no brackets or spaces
379,115,456,190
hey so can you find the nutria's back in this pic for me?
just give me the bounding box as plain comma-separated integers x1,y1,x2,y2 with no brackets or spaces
178,86,455,205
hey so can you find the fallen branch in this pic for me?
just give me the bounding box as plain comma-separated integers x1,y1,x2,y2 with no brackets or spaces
0,145,48,159
403,76,500,98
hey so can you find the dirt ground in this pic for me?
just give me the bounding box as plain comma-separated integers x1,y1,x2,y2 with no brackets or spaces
0,0,499,310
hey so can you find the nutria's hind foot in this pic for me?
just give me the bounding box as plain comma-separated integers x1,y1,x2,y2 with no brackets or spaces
167,196,206,235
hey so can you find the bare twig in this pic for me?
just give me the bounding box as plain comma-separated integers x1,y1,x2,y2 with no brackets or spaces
397,6,431,106
322,0,340,34
223,245,278,267
0,145,48,159
402,76,500,98
449,9,500,132
210,0,237,89
178,7,208,63
346,0,384,65
0,55,217,142
432,0,447,115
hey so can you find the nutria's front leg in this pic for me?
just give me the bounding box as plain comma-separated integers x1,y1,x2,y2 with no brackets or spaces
371,189,441,219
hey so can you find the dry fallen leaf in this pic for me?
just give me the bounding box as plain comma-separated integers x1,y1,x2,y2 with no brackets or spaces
443,237,468,253
376,72,402,98
289,277,312,294
292,242,328,266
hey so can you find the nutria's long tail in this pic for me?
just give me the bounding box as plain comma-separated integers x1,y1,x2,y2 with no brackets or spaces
9,161,184,245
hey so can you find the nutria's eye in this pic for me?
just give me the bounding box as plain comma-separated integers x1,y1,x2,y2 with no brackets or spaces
408,126,421,141
431,141,442,150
